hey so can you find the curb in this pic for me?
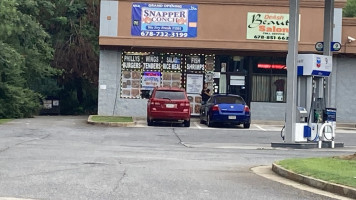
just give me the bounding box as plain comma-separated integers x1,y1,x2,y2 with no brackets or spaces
272,163,356,199
87,115,136,127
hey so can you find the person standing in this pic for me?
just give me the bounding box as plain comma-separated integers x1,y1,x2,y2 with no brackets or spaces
201,83,211,104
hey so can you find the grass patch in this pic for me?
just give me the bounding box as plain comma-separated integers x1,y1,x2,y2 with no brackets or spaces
277,156,356,188
0,119,12,124
90,115,133,123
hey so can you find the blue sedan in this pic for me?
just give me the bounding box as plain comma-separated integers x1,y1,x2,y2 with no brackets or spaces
199,94,251,128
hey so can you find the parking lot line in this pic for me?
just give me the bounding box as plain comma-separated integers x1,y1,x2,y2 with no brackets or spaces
194,122,202,129
254,124,267,131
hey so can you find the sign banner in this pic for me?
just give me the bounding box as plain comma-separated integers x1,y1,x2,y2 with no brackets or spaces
142,71,161,88
247,12,292,41
131,3,198,38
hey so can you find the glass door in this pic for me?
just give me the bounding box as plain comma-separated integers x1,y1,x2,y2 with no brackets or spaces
227,74,247,100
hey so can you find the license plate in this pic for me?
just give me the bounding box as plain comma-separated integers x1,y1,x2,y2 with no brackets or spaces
166,104,175,108
228,116,236,120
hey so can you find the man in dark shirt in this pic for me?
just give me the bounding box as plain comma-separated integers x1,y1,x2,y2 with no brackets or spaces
201,88,211,104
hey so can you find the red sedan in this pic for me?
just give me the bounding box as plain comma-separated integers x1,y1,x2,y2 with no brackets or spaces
147,87,191,127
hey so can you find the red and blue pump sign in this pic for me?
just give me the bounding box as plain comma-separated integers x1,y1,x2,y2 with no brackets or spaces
131,3,198,38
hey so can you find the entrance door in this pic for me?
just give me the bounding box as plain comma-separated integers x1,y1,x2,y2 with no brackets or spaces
227,74,247,100
216,55,249,103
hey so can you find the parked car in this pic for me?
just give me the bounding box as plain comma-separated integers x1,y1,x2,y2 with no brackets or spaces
147,87,191,127
199,94,251,128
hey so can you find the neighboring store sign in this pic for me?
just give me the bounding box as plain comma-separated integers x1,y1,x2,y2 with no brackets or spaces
131,3,198,38
247,12,295,41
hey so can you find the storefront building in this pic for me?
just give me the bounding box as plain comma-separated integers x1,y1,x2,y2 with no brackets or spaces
98,0,356,122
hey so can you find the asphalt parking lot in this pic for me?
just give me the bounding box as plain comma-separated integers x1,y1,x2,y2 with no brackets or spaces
134,117,356,134
1,116,355,200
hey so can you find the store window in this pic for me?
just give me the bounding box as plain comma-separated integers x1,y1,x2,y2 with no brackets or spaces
251,57,287,102
121,52,183,99
120,52,215,112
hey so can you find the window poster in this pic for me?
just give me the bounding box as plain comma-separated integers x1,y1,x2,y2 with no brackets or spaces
187,94,201,116
162,54,182,88
131,3,198,38
186,74,203,94
205,55,215,72
142,71,161,89
121,70,141,98
162,72,181,87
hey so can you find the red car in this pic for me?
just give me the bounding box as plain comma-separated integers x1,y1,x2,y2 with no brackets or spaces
147,87,191,127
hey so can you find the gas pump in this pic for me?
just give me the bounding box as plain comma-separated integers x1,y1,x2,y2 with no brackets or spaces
291,54,336,146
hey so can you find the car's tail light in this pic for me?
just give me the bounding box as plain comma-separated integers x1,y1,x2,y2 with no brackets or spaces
150,101,161,106
180,102,190,107
244,105,250,112
212,105,220,111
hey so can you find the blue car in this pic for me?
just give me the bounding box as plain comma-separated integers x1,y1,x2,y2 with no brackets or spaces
199,94,251,128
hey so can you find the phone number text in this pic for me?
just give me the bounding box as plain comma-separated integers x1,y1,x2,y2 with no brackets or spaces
253,35,289,41
141,31,188,38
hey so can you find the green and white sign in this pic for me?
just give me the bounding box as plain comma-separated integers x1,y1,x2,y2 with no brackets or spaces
247,12,292,41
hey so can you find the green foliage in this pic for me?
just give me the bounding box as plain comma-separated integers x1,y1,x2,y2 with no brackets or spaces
0,84,42,118
0,0,59,118
44,0,100,115
0,119,12,124
343,0,356,17
278,157,356,188
91,116,134,123
0,0,100,117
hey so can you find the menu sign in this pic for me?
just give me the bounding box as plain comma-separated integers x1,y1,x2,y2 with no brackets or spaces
122,55,142,69
163,55,182,71
142,55,161,70
186,55,205,71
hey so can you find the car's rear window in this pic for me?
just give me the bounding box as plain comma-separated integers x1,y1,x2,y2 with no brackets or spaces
154,90,186,100
215,96,245,104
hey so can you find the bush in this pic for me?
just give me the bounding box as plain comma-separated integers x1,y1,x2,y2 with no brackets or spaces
0,84,42,118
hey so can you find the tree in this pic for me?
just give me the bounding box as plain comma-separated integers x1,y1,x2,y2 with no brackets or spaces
43,0,100,114
343,0,356,17
0,0,59,118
